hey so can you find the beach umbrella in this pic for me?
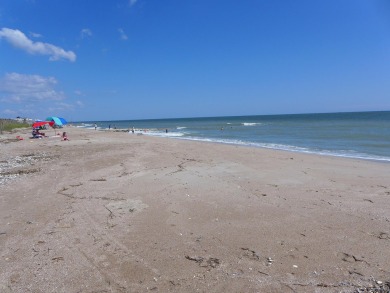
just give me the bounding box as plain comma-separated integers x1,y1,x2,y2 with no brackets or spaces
46,116,66,135
58,117,67,125
32,121,54,128
46,116,63,126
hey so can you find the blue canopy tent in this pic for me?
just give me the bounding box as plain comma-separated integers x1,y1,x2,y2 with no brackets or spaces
46,117,67,135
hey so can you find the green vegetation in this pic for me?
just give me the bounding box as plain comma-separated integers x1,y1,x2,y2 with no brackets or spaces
0,119,30,134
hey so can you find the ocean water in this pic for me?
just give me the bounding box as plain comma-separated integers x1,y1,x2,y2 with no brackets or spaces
75,111,390,162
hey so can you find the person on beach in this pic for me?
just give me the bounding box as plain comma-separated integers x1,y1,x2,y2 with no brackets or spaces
32,129,45,138
62,132,69,141
32,129,42,139
94,123,97,130
37,129,46,137
132,127,135,134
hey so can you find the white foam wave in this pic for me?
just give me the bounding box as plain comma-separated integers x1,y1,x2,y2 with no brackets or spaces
173,136,390,162
176,126,187,129
76,123,94,128
242,123,261,126
144,131,185,138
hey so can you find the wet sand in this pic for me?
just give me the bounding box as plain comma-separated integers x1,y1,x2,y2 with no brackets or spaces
1,127,389,292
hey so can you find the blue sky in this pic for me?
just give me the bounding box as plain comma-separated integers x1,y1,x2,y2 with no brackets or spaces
0,0,389,121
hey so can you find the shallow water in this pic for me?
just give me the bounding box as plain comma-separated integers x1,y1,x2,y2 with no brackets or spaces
76,111,390,162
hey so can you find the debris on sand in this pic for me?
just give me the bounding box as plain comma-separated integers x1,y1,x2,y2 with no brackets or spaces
241,247,260,260
0,153,54,185
353,280,390,293
185,255,220,268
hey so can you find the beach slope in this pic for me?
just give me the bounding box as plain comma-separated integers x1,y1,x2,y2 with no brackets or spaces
1,127,389,292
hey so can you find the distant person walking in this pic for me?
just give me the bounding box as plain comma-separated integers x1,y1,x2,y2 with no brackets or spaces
94,123,97,130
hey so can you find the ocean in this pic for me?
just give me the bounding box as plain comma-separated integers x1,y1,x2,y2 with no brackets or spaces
75,111,390,162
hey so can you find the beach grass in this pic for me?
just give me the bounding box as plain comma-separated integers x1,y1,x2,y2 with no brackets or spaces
0,119,30,133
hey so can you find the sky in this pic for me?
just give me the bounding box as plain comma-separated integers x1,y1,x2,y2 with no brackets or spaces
0,0,390,121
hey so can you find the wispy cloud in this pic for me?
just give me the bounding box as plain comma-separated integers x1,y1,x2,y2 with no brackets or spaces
30,32,42,38
0,27,76,62
0,73,84,118
118,28,128,40
80,28,92,39
0,72,66,103
2,109,17,115
48,102,74,112
129,0,137,7
74,90,83,96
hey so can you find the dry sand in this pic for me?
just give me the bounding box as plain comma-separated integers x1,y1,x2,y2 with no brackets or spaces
0,127,389,293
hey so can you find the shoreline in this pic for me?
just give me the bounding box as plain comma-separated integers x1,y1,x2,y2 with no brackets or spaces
1,126,389,292
71,110,390,164
75,125,390,164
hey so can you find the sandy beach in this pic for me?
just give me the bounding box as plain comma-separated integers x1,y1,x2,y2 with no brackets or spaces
0,127,389,293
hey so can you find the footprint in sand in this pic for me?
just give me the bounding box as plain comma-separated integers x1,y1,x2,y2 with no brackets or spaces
57,183,84,198
106,199,148,216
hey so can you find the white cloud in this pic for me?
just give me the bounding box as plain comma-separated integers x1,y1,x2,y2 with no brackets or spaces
3,109,17,115
0,73,84,118
118,28,128,40
30,32,42,38
49,102,74,112
0,27,76,62
81,28,92,39
0,72,66,103
47,99,86,113
129,0,137,7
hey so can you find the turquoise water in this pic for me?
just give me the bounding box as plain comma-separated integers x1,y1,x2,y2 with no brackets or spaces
75,111,390,162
